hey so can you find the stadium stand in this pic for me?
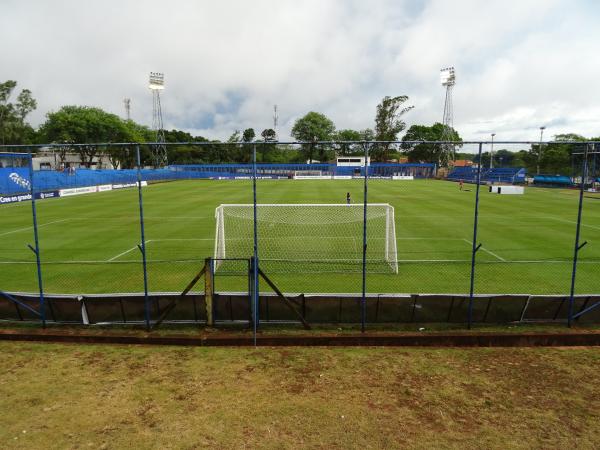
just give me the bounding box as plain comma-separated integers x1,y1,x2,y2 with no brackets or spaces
172,163,435,179
447,167,526,184
533,175,574,186
1,163,436,197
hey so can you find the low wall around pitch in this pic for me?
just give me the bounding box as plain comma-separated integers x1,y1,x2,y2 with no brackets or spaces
2,292,599,325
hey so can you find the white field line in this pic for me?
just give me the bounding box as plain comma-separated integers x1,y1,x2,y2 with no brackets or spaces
0,202,32,210
148,238,214,241
396,237,465,240
68,216,209,220
0,219,70,237
208,236,469,241
107,240,151,262
106,238,211,262
0,259,598,265
545,217,600,231
462,239,507,262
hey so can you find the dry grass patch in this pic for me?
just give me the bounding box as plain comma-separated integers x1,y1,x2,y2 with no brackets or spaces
1,343,599,449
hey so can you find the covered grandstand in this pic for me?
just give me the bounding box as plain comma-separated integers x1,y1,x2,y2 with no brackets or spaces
1,162,436,200
533,175,574,187
447,166,526,184
170,162,436,179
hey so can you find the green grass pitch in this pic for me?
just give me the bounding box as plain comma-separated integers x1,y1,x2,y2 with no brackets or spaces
0,179,598,295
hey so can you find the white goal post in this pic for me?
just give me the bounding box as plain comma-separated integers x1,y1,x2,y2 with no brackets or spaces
214,204,398,273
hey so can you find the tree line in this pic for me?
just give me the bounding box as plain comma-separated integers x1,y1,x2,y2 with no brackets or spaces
1,79,597,174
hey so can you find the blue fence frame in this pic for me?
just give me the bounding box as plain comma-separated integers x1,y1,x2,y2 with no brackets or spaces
1,140,599,333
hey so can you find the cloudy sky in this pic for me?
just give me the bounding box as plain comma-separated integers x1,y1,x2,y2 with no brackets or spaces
2,0,599,143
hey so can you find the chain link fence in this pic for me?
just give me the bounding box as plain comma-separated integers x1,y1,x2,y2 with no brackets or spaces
1,141,598,328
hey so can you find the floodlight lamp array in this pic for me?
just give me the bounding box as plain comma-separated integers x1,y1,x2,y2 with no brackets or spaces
149,72,165,90
440,67,456,86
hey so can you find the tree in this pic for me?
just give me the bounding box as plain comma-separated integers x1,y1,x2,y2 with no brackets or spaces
39,106,132,167
242,128,255,143
540,133,586,175
334,129,362,156
163,128,210,165
401,123,461,164
224,130,243,163
291,112,336,163
257,129,277,162
360,128,375,141
261,128,276,141
373,96,413,161
0,80,37,145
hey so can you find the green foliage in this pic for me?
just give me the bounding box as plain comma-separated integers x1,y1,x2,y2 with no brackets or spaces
164,128,210,165
291,111,336,142
373,96,413,161
334,129,363,156
39,105,135,166
0,80,37,145
528,133,588,175
261,128,276,141
242,128,255,143
291,112,336,162
401,123,461,164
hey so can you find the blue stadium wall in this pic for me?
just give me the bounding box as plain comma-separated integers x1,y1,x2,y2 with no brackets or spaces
0,163,436,198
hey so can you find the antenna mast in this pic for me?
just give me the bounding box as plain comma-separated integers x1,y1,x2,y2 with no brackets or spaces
123,98,131,121
273,104,279,140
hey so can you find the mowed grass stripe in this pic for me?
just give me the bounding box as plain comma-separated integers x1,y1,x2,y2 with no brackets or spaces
0,179,598,294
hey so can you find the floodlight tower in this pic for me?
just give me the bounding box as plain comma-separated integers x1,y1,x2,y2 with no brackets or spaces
537,126,545,175
149,72,168,167
490,133,496,169
440,67,456,166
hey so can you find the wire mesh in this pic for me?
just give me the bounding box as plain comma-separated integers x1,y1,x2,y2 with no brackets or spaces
473,142,575,298
1,141,599,326
574,149,600,297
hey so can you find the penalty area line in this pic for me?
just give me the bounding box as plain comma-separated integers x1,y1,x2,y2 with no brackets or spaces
0,219,70,237
148,238,214,241
462,239,506,262
545,217,600,231
107,240,151,262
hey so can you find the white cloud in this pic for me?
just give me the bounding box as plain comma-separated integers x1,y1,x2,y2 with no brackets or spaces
1,0,598,144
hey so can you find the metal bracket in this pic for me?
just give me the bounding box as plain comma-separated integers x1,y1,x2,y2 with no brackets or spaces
27,244,38,255
577,241,588,251
475,243,482,253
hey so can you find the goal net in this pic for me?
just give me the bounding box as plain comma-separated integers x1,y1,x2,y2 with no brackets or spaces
293,170,324,179
214,204,398,273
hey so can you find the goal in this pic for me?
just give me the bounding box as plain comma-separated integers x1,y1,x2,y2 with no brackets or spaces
214,204,398,273
293,170,324,179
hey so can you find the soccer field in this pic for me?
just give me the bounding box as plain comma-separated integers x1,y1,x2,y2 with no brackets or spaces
0,179,598,295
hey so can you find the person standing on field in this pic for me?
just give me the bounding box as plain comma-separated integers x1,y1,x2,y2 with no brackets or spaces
459,179,464,191
346,192,351,204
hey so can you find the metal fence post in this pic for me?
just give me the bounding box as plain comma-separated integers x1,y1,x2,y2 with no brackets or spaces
252,144,259,345
361,142,369,333
568,143,590,327
467,142,484,329
205,257,215,326
28,151,46,327
135,145,151,330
